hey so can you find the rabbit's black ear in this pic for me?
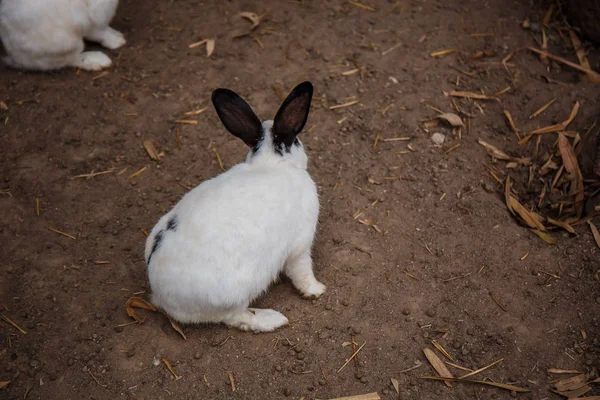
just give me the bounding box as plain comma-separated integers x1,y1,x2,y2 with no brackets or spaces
212,89,263,150
272,81,313,151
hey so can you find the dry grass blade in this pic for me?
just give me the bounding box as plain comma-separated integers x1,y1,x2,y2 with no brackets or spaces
206,39,215,57
478,139,530,165
125,297,157,323
431,340,454,361
0,381,10,389
327,393,381,400
184,107,208,117
554,385,592,398
143,140,160,161
423,348,453,388
553,373,589,391
558,133,584,218
162,358,182,381
227,371,236,391
337,342,367,373
1,315,27,334
532,229,556,244
348,1,376,11
188,39,207,49
128,166,147,179
503,110,519,139
174,119,198,125
587,221,600,248
46,226,76,240
547,368,582,374
166,314,187,340
71,168,116,180
529,98,556,119
508,196,546,231
420,376,530,392
520,101,580,144
458,358,503,379
330,100,359,110
446,90,496,100
390,378,399,394
526,47,600,82
547,218,575,234
431,49,456,57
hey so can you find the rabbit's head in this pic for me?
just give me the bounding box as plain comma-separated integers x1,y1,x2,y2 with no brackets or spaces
212,81,313,168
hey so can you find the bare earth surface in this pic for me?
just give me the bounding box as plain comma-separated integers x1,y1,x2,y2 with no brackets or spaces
1,0,600,399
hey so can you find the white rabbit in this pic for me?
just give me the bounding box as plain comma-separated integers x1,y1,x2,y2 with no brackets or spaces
0,0,125,71
146,82,326,332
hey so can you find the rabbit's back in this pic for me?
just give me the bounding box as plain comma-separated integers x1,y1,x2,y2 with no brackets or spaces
146,165,318,323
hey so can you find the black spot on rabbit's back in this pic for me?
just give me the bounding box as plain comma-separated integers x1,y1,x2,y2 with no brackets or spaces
166,215,178,231
147,229,164,265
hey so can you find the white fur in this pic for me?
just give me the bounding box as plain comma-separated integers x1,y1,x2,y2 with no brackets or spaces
0,0,125,71
146,121,325,332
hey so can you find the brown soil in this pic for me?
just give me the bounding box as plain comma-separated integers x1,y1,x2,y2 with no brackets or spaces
1,1,600,399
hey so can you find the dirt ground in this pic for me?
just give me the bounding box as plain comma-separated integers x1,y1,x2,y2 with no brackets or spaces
1,0,600,399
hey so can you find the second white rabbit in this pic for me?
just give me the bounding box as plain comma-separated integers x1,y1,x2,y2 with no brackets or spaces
0,0,125,71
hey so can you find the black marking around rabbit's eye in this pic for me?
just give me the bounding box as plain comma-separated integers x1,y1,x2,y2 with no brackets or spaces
293,138,301,148
166,216,178,231
147,229,164,265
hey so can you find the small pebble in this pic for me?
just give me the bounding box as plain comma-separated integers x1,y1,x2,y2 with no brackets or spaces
29,360,40,368
193,352,201,359
325,323,333,330
496,337,503,345
325,304,332,310
341,299,349,306
352,327,362,335
360,376,368,384
319,332,330,340
431,132,445,147
275,365,282,372
318,379,325,386
354,371,363,379
402,309,411,315
283,388,291,397
426,309,436,317
296,352,305,360
293,345,304,354
114,326,124,333
510,390,517,398
126,349,135,358
467,327,475,336
68,359,75,366
382,389,390,395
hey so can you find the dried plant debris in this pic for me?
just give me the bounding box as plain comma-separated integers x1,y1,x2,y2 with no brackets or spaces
478,97,596,244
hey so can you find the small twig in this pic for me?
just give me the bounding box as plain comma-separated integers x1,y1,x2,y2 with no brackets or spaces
337,342,366,373
459,358,504,379
488,292,507,312
46,226,76,240
88,370,107,388
330,100,359,110
1,315,27,334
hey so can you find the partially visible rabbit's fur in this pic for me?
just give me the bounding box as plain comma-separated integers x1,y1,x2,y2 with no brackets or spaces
146,82,325,332
0,0,125,71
